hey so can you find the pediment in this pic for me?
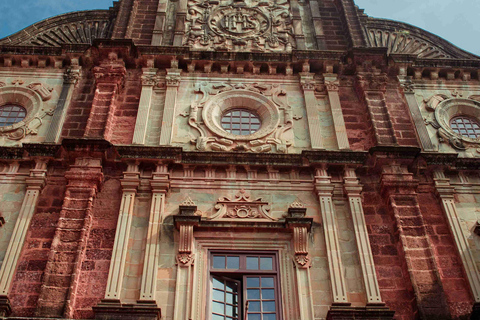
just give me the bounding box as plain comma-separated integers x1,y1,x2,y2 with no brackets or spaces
365,18,479,60
0,10,113,47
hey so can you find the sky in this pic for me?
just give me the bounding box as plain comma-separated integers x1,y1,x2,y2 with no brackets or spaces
0,0,479,56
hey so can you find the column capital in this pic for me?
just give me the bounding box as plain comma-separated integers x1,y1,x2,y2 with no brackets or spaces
166,68,181,87
121,162,140,192
324,74,339,92
299,72,316,91
25,158,48,190
141,68,159,86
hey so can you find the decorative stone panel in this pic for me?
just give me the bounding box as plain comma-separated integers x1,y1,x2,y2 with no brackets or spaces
188,82,294,153
184,0,295,53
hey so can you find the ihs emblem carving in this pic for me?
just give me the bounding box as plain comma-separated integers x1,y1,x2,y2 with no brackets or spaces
185,0,295,53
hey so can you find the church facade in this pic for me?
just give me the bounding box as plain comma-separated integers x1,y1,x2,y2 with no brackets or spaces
0,0,479,319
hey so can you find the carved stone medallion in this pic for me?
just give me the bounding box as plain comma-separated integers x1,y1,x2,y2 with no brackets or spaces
186,82,294,153
185,0,294,53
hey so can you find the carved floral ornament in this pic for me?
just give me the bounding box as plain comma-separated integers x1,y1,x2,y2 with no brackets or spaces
424,96,480,151
208,189,277,221
184,0,295,53
186,82,296,153
0,80,55,140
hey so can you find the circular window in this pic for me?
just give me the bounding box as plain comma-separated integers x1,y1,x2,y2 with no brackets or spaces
0,104,27,127
450,116,480,139
221,109,261,135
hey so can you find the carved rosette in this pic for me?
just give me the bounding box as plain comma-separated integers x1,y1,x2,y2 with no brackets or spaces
184,0,294,53
424,96,480,151
208,189,276,221
187,82,294,153
0,81,56,141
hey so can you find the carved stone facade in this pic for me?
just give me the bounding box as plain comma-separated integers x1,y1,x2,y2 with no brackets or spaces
0,1,479,320
185,0,295,52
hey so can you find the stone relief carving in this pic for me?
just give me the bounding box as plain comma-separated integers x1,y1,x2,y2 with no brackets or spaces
184,0,295,53
186,82,294,153
423,95,480,151
208,189,276,221
0,80,55,140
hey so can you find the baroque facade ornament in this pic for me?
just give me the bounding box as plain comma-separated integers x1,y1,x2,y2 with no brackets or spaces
208,189,276,221
0,81,55,141
187,81,294,153
184,0,294,53
424,97,480,150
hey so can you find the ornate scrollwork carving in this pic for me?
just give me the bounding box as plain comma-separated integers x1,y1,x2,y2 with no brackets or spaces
186,81,293,153
208,189,276,221
424,97,480,150
184,0,294,53
0,80,55,141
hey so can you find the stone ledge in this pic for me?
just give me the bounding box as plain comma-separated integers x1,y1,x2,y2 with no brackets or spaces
93,300,161,320
327,305,395,320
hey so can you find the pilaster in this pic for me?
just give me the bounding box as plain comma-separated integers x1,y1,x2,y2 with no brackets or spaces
45,66,81,143
343,167,383,305
433,170,480,303
133,68,159,145
103,162,140,301
173,198,200,320
84,55,126,140
159,68,181,146
286,201,314,320
314,166,349,305
139,164,170,302
36,158,103,318
399,77,435,151
0,159,47,317
300,72,324,149
151,0,169,45
325,75,350,150
380,163,450,319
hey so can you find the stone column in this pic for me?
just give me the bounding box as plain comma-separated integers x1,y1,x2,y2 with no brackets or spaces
314,166,349,304
139,164,170,302
173,198,200,320
159,68,181,146
0,159,47,316
309,0,326,49
133,68,158,144
45,66,81,143
343,167,383,305
434,170,480,303
36,158,103,318
324,75,350,150
399,78,435,151
103,163,140,301
84,56,126,140
286,201,314,320
300,72,324,149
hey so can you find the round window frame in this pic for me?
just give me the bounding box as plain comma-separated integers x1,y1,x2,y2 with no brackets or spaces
435,98,480,144
202,90,280,141
0,86,42,133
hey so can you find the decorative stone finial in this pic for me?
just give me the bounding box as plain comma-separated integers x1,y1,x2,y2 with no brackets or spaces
181,196,196,207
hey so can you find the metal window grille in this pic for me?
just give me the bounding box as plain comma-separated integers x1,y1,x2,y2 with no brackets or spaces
0,104,27,127
450,116,480,139
221,109,261,135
